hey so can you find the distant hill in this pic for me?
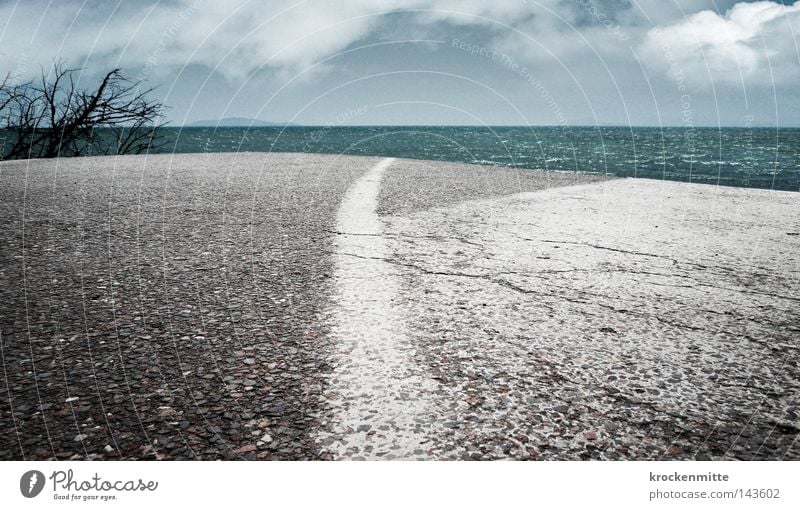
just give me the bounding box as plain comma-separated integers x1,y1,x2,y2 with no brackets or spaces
187,117,298,127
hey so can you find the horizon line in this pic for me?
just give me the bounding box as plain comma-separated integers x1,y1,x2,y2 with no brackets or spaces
175,124,799,129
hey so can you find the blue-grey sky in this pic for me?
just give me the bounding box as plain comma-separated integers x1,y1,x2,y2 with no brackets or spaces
1,0,798,126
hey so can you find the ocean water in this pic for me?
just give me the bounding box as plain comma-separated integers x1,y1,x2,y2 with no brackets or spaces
156,126,799,191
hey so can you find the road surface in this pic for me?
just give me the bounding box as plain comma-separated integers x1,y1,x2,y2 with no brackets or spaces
1,153,798,460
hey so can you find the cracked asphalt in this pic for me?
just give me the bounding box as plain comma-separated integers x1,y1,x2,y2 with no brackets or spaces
1,153,798,460
381,173,800,460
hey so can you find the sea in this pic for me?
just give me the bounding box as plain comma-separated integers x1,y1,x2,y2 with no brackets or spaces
154,126,799,192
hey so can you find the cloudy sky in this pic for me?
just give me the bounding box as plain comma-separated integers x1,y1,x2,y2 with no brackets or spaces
1,0,798,126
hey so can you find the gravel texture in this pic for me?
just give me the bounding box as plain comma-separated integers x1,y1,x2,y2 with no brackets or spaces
380,177,800,460
0,152,373,460
378,157,607,216
2,152,797,461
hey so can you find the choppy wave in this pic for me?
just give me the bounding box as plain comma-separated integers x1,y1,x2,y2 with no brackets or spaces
157,126,800,191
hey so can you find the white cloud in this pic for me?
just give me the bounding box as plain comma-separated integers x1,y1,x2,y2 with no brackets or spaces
0,0,395,82
2,0,797,92
0,0,599,83
640,1,800,86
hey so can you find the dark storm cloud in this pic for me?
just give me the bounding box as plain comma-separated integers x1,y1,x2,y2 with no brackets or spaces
1,1,797,125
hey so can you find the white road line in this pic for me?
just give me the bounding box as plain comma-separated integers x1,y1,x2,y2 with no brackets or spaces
318,157,438,460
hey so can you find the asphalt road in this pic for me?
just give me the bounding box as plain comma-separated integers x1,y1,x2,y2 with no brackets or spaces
0,152,601,460
1,153,797,461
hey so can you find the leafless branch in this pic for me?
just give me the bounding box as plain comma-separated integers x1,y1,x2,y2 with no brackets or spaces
0,61,168,160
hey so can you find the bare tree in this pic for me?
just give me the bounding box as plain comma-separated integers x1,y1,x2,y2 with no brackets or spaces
0,62,167,160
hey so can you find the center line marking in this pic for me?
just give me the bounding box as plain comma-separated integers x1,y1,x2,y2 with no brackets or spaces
318,157,438,460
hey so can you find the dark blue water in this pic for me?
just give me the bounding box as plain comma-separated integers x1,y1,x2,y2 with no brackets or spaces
156,126,799,191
